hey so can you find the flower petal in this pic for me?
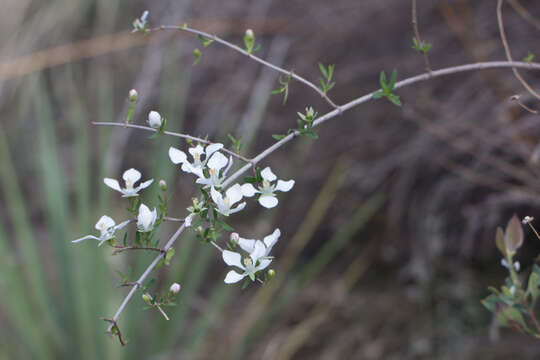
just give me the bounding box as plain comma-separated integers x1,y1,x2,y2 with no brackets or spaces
224,270,246,284
250,240,267,262
238,238,257,253
263,228,280,253
275,179,295,192
96,215,115,230
230,202,246,214
188,144,205,158
184,214,194,227
260,167,277,181
123,168,141,184
72,235,101,243
223,156,233,176
115,220,131,231
169,147,187,164
210,186,224,207
137,179,154,191
258,195,278,209
104,178,122,192
205,143,223,158
207,152,228,171
257,258,272,272
226,184,243,205
241,183,258,197
222,250,244,269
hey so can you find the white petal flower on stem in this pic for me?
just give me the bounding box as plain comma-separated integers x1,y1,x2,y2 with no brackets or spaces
210,184,246,216
168,143,224,179
169,282,181,294
241,167,294,208
72,215,130,247
222,240,272,284
148,111,162,128
237,228,280,257
104,168,153,197
137,204,157,232
196,152,233,188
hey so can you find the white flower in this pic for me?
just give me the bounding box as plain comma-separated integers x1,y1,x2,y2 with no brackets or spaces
72,215,130,246
500,258,521,272
222,241,272,283
241,167,294,208
237,228,280,257
196,152,233,188
148,111,162,128
210,184,246,216
168,143,224,176
104,168,153,197
169,282,181,294
137,204,157,232
522,216,534,224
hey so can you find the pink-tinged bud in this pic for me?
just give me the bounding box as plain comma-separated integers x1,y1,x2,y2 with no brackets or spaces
230,232,239,243
128,89,138,102
159,179,167,191
148,111,162,128
169,282,181,294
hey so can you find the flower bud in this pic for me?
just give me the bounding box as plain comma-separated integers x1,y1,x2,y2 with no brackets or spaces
169,282,181,294
245,29,254,39
267,269,276,279
230,232,239,244
522,216,534,225
128,89,138,102
142,293,152,305
148,111,162,129
159,179,167,191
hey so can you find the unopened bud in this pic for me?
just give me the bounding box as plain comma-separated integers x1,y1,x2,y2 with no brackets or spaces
267,269,276,279
230,232,239,244
159,179,167,191
169,282,181,294
140,10,149,23
522,216,534,225
245,29,254,39
128,88,138,102
148,111,162,129
142,293,152,305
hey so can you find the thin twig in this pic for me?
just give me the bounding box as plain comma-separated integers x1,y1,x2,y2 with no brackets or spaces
101,318,126,346
151,25,341,109
508,0,540,31
112,246,165,255
497,0,540,100
510,94,538,114
92,122,253,163
104,60,540,332
412,0,432,73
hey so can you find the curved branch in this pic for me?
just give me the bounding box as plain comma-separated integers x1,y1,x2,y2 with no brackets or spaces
152,25,340,109
104,60,540,331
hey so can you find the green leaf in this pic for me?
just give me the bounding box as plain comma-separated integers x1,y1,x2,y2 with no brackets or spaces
390,69,397,89
217,220,234,232
272,134,286,140
524,52,535,63
164,248,175,266
379,71,388,92
481,293,500,312
501,306,529,331
198,34,213,47
388,94,402,107
528,271,540,304
372,90,384,99
302,130,319,139
243,176,257,183
318,63,328,79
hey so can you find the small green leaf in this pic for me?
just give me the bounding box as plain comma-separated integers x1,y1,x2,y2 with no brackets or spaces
390,69,397,89
164,248,175,266
524,52,535,63
481,293,500,312
388,94,402,107
198,34,213,47
318,63,328,79
272,134,286,140
372,91,384,99
379,71,388,92
243,176,257,183
528,272,540,304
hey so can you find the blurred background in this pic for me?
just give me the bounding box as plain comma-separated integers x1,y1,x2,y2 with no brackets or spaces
1,0,540,359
